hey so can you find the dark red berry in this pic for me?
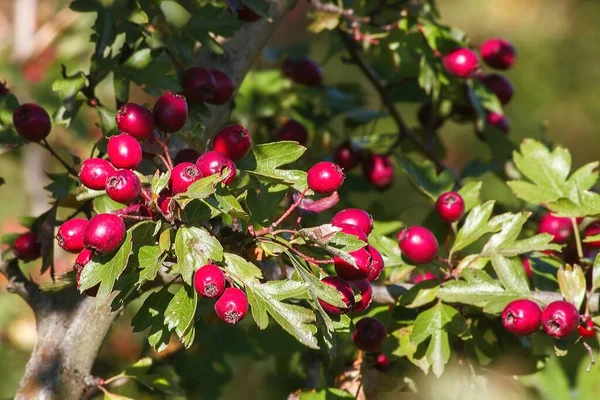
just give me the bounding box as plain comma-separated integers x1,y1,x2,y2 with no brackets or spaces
207,70,235,105
398,226,438,264
351,280,373,312
435,191,465,223
521,256,533,281
584,222,600,248
0,81,9,96
538,213,573,244
331,208,373,236
417,103,444,130
578,320,596,339
481,73,514,105
158,190,175,216
182,67,216,102
375,353,390,371
232,5,261,22
13,232,41,262
442,48,479,78
336,223,368,242
12,103,52,141
362,154,394,190
79,158,115,190
277,119,308,146
115,103,155,139
351,317,387,352
215,287,249,324
107,133,142,170
83,213,126,255
334,142,361,170
410,271,436,284
153,91,188,133
541,300,579,339
282,58,322,87
169,162,201,194
195,151,237,186
212,124,252,161
318,276,354,315
480,38,516,70
194,264,226,298
173,148,201,165
307,161,345,195
334,247,372,281
75,248,93,270
367,246,384,281
56,218,87,253
501,299,542,336
106,169,142,204
487,111,510,134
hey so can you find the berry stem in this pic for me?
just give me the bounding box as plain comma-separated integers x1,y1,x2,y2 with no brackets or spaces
153,131,174,170
165,48,185,72
571,217,584,261
255,188,309,236
583,341,596,372
39,140,78,177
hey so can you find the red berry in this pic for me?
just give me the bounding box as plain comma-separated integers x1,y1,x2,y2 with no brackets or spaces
106,169,142,204
410,271,436,284
375,353,390,371
584,222,600,248
501,299,542,336
12,103,52,142
487,111,510,134
182,67,216,102
115,103,155,139
331,208,373,236
232,5,261,22
362,154,394,190
307,161,345,195
158,190,175,216
351,280,373,312
153,91,188,133
282,58,322,87
194,264,226,298
13,232,41,262
277,119,308,146
169,162,201,194
521,256,533,281
481,73,514,105
207,70,235,105
367,246,384,281
336,223,368,242
442,48,479,78
56,218,87,253
75,248,93,270
173,148,201,165
334,247,372,281
541,300,579,339
397,226,438,264
578,320,596,339
212,124,252,161
480,38,516,70
107,133,142,169
83,213,126,255
79,158,115,190
195,151,237,186
215,287,249,324
318,276,354,315
538,213,573,244
417,103,444,130
351,317,387,352
334,142,361,170
435,191,465,223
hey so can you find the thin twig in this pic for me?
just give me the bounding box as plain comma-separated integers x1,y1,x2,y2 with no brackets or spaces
39,140,79,177
153,132,174,170
255,188,309,236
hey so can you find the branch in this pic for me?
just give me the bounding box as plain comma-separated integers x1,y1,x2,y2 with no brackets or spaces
307,0,370,24
0,257,44,309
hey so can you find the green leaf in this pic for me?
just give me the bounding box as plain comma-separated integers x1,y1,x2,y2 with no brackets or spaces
547,191,600,218
44,173,77,200
298,388,353,400
131,288,173,352
368,234,407,268
457,181,482,213
52,71,88,102
93,194,125,213
177,173,225,206
174,226,223,285
164,285,197,338
211,185,248,219
223,252,263,283
593,254,600,291
399,153,455,201
390,326,430,373
451,201,497,256
557,264,586,309
185,5,243,40
399,281,439,308
490,253,529,293
246,183,287,227
138,246,166,284
297,225,364,266
151,170,171,196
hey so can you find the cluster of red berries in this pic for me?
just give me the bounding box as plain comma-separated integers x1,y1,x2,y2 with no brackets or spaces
193,264,248,324
333,144,395,191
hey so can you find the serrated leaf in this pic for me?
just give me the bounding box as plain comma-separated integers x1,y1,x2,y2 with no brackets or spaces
557,265,586,309
52,71,88,102
131,288,172,352
399,154,455,201
451,201,497,256
490,253,530,293
399,281,439,308
44,173,77,200
457,181,482,213
151,170,171,195
93,194,125,213
223,252,263,283
547,191,600,218
174,227,223,285
390,326,430,373
138,246,166,283
212,185,248,219
164,285,197,338
368,234,406,268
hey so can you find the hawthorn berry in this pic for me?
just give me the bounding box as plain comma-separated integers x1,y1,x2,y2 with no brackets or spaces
334,247,372,281
336,223,368,242
398,226,438,264
169,162,201,194
410,271,436,284
318,276,354,315
307,162,345,195
83,213,126,255
538,213,573,244
79,158,115,190
367,245,385,281
375,353,390,372
107,133,142,170
481,73,514,105
173,148,201,165
282,58,322,87
541,300,579,339
207,69,235,105
417,103,444,130
578,320,596,339
106,169,142,204
115,103,155,139
480,38,516,70
501,299,542,336
277,119,308,146
75,248,93,270
442,48,479,78
333,142,361,170
487,112,510,134
212,124,252,161
195,151,237,185
584,222,600,248
362,154,394,190
56,218,87,253
351,317,387,352
331,208,374,236
13,232,41,262
194,264,226,298
351,280,373,312
215,287,249,324
153,91,188,133
435,191,465,223
12,103,52,142
157,190,175,216
182,67,216,102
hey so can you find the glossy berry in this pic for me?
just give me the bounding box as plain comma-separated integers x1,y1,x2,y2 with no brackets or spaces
56,218,87,253
501,299,542,336
334,247,372,281
417,103,444,130
362,154,394,190
367,246,385,281
584,222,600,248
541,300,579,339
282,58,322,87
442,48,479,78
169,162,201,194
207,69,235,105
182,67,216,102
215,287,249,324
106,169,142,204
331,208,373,236
351,317,387,352
480,38,516,70
538,213,573,244
336,223,368,242
173,148,201,165
435,191,465,223
13,232,41,262
75,248,93,270
193,264,226,298
196,151,237,185
79,158,115,190
153,91,188,133
157,190,175,216
307,161,345,195
83,213,126,255
411,271,436,284
13,103,52,141
375,353,390,372
481,73,514,105
487,111,510,134
115,103,155,139
212,124,252,161
318,276,354,315
351,280,373,312
398,226,438,264
232,5,261,22
277,119,308,146
578,320,596,339
334,142,361,170
521,256,533,281
107,134,142,169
